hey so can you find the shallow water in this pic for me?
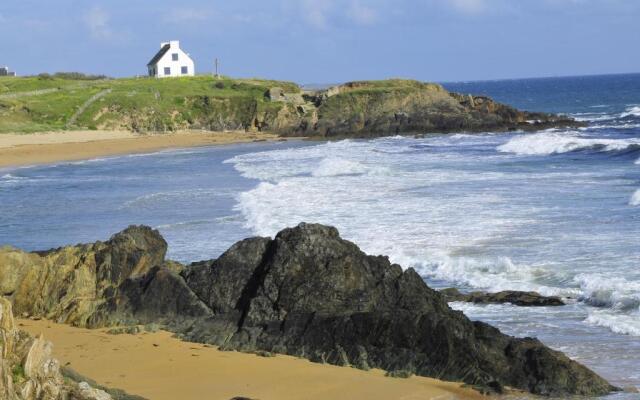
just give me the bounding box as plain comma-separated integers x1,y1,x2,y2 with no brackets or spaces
1,74,639,395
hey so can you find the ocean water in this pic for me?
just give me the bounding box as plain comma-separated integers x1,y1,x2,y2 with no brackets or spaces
1,73,640,395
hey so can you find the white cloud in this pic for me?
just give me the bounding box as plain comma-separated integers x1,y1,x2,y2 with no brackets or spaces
348,1,378,25
83,6,113,40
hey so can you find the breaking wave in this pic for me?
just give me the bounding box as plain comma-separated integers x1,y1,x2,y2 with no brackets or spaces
312,158,368,177
1,173,26,182
574,274,640,311
572,105,640,122
620,106,640,119
585,311,640,337
228,134,640,339
497,131,640,156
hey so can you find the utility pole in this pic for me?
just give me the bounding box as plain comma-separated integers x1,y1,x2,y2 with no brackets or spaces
214,58,219,79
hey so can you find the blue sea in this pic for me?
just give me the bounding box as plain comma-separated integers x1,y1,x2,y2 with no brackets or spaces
1,73,639,395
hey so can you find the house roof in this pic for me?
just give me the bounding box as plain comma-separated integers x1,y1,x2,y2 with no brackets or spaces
147,44,171,67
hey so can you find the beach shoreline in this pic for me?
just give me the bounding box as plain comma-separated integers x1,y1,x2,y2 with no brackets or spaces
0,130,289,168
17,319,486,400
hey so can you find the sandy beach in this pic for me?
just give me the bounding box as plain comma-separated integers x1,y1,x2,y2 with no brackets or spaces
18,319,485,400
0,130,284,168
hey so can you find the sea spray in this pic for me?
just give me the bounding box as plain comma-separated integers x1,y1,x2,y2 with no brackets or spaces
497,131,640,156
630,189,640,206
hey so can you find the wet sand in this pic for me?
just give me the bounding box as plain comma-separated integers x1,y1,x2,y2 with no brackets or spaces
18,319,486,400
0,130,284,168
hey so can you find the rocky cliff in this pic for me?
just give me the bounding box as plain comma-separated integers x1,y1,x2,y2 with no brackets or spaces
276,80,577,138
0,224,616,396
0,297,122,400
1,76,578,136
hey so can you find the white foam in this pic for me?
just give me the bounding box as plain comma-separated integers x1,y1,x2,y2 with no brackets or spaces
497,131,640,156
311,157,368,177
585,311,640,336
580,123,640,130
422,254,564,295
229,135,640,344
229,137,568,297
574,273,640,311
620,106,640,118
571,105,640,122
1,173,22,180
630,189,640,206
0,173,34,185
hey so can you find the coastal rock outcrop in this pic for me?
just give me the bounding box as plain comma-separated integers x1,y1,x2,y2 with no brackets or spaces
0,224,617,396
440,288,565,306
276,80,579,138
0,297,119,400
89,79,578,137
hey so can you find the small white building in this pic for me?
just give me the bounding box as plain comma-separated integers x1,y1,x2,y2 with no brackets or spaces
147,41,195,78
0,66,16,77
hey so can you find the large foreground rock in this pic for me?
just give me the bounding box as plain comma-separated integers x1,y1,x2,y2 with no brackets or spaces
0,224,617,396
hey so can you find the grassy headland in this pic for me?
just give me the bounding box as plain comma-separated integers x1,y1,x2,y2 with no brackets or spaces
0,74,300,133
0,74,575,137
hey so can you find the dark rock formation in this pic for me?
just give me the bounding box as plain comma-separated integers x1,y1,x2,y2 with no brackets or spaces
0,224,617,397
441,288,565,307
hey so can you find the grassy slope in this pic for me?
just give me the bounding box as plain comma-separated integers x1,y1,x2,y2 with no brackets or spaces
0,76,299,133
0,77,483,135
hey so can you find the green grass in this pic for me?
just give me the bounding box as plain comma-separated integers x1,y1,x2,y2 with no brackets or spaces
0,75,300,133
337,79,444,94
12,364,26,384
0,76,447,134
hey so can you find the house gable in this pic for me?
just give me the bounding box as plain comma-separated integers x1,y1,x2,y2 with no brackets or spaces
147,44,171,67
147,41,195,78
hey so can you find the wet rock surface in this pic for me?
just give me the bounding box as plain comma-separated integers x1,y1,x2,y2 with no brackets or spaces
0,224,617,396
440,288,566,306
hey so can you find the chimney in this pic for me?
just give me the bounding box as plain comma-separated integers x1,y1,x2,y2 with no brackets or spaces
160,40,179,49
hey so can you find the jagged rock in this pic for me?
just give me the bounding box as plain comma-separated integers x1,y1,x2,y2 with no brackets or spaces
282,80,580,138
0,226,171,327
0,224,618,397
0,297,120,400
266,87,285,101
175,224,614,396
76,382,113,400
440,288,565,306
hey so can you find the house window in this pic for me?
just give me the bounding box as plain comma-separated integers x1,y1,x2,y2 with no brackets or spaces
181,66,188,75
164,67,171,75
172,53,179,61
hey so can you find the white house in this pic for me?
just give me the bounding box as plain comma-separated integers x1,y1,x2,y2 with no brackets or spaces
147,41,195,78
0,66,16,77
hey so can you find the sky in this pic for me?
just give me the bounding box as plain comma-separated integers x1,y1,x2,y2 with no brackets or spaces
1,0,639,83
